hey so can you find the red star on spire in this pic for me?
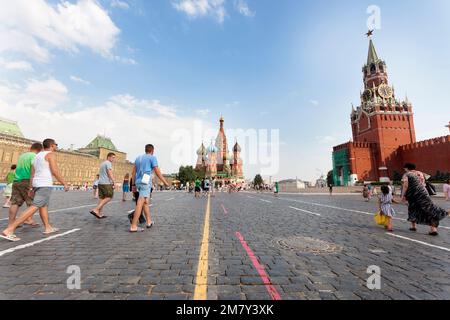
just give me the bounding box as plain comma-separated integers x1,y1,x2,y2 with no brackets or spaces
366,30,374,38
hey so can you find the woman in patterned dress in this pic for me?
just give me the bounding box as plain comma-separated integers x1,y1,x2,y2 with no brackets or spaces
401,163,449,236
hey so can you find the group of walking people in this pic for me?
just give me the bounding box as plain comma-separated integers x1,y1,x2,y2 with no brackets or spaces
1,140,169,242
193,178,214,198
87,144,170,233
1,139,68,241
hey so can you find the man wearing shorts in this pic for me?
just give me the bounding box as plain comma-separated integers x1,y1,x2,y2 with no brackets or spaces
1,139,68,242
7,142,43,228
90,153,116,219
130,144,169,232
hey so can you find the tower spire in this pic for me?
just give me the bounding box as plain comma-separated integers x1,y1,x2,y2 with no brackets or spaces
367,39,379,65
219,115,224,130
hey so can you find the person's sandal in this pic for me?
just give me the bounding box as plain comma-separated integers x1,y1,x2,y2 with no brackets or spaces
43,227,59,235
0,233,20,242
429,231,439,236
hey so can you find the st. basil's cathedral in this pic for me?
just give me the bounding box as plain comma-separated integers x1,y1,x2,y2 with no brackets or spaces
195,117,244,182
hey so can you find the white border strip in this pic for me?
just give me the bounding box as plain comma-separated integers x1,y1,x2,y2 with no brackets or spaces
288,206,321,217
0,228,81,257
49,201,120,213
275,197,450,230
386,233,450,252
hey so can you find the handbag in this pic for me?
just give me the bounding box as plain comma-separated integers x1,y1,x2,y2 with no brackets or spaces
374,212,387,226
141,173,150,185
128,211,147,224
426,182,436,196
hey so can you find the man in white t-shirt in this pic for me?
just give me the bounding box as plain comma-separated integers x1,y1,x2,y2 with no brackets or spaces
1,138,68,242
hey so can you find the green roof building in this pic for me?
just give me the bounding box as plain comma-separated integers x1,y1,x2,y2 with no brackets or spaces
0,118,24,138
84,135,117,151
77,135,119,158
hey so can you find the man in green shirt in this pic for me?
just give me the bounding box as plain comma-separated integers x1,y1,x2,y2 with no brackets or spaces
2,165,16,208
194,178,201,198
8,143,43,227
274,181,279,197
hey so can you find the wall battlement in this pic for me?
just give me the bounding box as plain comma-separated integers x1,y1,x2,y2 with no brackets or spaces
399,135,450,151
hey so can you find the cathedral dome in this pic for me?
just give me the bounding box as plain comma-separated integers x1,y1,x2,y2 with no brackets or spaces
207,143,217,153
197,143,206,155
233,142,241,152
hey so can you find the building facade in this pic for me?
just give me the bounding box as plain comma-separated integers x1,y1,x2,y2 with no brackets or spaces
332,38,450,186
195,117,244,182
0,118,133,187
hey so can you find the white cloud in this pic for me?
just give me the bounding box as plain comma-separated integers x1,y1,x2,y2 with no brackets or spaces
225,101,240,108
109,94,178,118
110,0,129,10
70,75,91,85
309,99,319,106
114,56,138,65
0,57,33,71
316,136,337,144
196,109,211,116
0,0,121,62
0,83,215,173
234,0,254,17
0,77,69,110
173,0,227,23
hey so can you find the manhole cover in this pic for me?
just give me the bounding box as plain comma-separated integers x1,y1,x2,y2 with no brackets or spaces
273,236,343,255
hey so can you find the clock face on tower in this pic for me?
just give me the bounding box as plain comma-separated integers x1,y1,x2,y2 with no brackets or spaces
362,89,372,102
378,84,393,99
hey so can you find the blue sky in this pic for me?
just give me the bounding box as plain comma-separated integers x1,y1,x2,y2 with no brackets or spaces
1,0,449,181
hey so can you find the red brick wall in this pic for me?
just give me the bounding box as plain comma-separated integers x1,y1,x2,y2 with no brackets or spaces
352,111,416,180
394,136,450,176
348,142,378,181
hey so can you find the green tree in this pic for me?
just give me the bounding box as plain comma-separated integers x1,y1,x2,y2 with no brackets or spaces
178,166,197,185
195,168,206,180
326,170,334,186
253,174,263,187
253,174,264,186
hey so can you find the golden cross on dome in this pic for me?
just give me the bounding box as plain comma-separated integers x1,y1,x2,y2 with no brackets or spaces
366,29,374,38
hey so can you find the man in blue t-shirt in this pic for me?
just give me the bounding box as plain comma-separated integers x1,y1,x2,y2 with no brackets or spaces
130,144,169,232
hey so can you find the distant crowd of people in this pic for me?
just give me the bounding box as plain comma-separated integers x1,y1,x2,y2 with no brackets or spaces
186,178,245,198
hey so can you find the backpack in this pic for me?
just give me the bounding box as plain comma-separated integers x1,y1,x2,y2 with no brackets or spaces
426,182,437,196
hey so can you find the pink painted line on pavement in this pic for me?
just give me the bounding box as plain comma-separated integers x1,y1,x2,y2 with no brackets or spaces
235,231,282,300
221,203,228,216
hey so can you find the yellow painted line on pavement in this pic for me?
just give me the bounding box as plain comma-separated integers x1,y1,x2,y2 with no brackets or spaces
194,194,211,300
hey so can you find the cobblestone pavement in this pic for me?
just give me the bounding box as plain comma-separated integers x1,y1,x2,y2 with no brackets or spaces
0,190,449,300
